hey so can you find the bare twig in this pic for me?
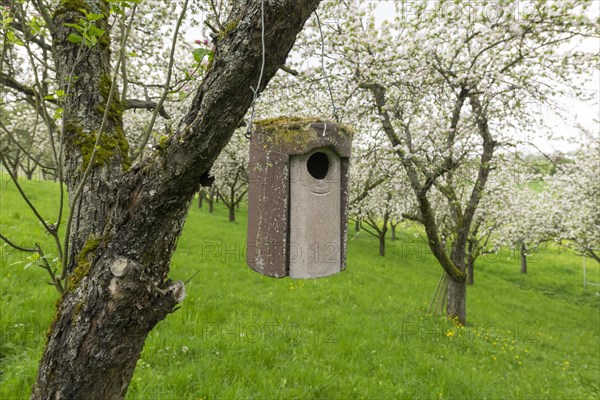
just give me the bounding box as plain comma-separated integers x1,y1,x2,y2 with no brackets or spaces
0,233,36,253
245,0,266,138
132,0,189,161
280,65,299,76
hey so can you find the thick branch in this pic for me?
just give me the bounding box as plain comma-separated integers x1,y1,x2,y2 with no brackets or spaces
124,99,171,119
452,91,496,262
350,176,386,206
360,81,465,281
0,73,57,106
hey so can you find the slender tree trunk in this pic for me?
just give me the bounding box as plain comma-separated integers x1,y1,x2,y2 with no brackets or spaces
379,235,385,256
7,153,20,177
208,189,214,214
467,256,474,285
355,218,360,232
228,187,235,221
520,242,527,274
198,190,203,208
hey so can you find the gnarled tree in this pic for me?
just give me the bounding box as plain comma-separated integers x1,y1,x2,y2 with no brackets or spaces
2,0,321,398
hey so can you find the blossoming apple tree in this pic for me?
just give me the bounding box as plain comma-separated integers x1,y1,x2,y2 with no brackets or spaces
292,0,598,323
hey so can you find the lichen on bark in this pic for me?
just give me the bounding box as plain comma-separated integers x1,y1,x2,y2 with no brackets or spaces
67,235,101,291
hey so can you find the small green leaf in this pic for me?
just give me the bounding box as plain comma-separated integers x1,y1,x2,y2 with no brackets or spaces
192,48,211,63
86,12,105,21
64,22,85,33
53,107,64,119
88,25,105,37
67,33,83,44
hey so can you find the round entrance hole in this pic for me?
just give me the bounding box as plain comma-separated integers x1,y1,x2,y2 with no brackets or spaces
306,152,329,180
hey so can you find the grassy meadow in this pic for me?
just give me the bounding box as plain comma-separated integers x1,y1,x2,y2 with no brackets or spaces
1,176,599,399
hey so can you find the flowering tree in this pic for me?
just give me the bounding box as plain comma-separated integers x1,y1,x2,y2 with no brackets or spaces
349,143,413,256
0,104,56,179
291,0,598,324
212,128,249,222
549,136,600,262
487,177,560,274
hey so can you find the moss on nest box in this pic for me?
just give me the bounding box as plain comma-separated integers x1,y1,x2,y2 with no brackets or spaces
255,117,353,149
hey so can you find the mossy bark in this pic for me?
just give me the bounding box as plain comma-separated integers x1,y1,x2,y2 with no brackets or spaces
33,0,321,399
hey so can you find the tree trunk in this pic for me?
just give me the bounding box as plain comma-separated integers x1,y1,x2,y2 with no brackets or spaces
467,256,474,285
379,235,385,256
520,242,527,274
208,190,214,214
198,191,203,208
32,1,321,398
355,218,360,232
447,275,466,324
229,205,235,222
447,247,467,324
391,224,396,241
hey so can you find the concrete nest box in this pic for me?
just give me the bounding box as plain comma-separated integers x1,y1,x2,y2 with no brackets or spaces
246,117,353,278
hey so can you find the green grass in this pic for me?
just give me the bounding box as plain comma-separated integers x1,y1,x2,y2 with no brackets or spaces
1,176,599,399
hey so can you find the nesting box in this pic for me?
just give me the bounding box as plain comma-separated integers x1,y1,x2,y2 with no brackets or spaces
246,117,353,278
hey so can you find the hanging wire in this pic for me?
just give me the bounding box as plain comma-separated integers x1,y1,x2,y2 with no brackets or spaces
245,0,266,139
314,11,339,123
